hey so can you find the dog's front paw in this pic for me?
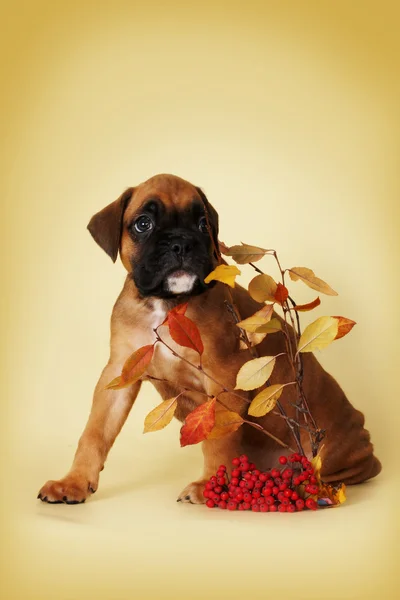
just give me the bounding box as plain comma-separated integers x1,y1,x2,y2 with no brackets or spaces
37,473,97,504
177,480,207,504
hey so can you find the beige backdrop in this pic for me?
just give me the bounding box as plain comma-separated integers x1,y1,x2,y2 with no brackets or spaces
1,1,399,599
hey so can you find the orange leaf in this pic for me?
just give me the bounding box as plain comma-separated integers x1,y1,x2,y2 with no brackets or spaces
180,399,216,446
274,282,288,305
332,316,356,340
121,345,154,385
293,297,321,312
167,312,204,354
207,409,244,440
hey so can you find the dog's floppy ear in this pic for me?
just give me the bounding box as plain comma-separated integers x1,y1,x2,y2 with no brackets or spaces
87,188,134,262
195,187,220,260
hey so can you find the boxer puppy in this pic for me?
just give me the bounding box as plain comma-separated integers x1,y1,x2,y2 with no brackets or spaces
38,174,381,504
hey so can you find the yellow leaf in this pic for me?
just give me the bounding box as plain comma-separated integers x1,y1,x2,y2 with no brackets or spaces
297,316,339,354
105,376,134,390
248,383,287,417
204,264,241,288
247,331,268,346
224,243,272,264
289,267,338,296
254,317,282,334
143,396,178,433
318,482,347,507
207,409,244,439
235,356,277,391
248,274,277,303
236,304,274,333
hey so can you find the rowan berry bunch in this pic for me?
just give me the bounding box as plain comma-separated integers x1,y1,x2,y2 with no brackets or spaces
204,454,319,512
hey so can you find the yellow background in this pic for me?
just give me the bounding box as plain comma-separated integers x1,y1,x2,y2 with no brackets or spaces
1,1,399,598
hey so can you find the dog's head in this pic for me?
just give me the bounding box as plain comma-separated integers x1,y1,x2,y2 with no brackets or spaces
87,174,219,299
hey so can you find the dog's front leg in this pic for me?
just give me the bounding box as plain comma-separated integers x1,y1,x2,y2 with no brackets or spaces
177,383,246,504
38,363,141,504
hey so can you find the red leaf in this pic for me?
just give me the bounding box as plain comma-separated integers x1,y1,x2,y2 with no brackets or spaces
332,316,356,340
173,302,188,315
167,312,204,354
180,399,216,447
293,297,321,312
274,282,289,305
121,344,154,384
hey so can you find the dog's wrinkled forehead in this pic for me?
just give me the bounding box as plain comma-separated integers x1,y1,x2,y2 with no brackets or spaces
124,174,202,223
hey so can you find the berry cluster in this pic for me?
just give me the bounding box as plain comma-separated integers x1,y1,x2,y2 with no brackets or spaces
204,454,319,512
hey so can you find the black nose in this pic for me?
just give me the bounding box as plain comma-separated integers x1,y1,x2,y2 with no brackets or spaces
171,240,192,256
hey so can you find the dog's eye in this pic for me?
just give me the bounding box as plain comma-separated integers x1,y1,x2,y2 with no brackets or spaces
134,215,153,233
198,216,208,234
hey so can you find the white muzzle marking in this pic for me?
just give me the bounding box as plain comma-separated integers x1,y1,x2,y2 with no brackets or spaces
166,272,197,294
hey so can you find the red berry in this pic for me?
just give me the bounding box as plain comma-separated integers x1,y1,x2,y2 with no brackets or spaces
253,469,261,477
274,477,283,486
279,456,288,465
259,473,268,482
218,501,227,509
217,477,225,486
266,480,274,488
291,491,299,501
239,462,249,471
206,499,215,508
205,481,214,490
277,492,285,502
305,498,318,511
257,497,265,505
278,504,287,512
279,483,288,492
238,503,246,511
244,480,254,490
248,463,256,470
308,485,319,495
242,502,251,510
203,490,210,498
252,504,260,512
265,496,275,506
262,487,272,497
251,474,258,482
310,475,318,484
239,480,246,488
210,476,217,483
293,477,301,486
232,457,240,466
254,480,263,489
289,453,301,462
243,492,252,503
271,468,280,478
305,484,313,494
284,489,293,498
231,477,239,486
272,486,280,496
231,469,240,478
282,468,293,479
244,472,252,481
252,490,261,499
227,501,237,511
235,492,244,502
212,494,221,503
218,465,226,472
269,504,278,512
287,503,296,513
260,503,269,512
239,454,248,462
295,499,305,510
214,485,222,494
221,492,229,501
